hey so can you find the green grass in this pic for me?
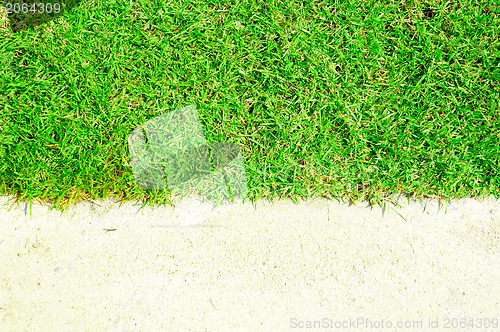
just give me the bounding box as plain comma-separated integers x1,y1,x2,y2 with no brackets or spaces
1,0,499,211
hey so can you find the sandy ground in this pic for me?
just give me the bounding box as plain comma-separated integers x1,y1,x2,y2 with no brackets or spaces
0,194,499,331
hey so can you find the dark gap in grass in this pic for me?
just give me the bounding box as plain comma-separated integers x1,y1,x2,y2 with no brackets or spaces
422,7,436,20
140,126,149,149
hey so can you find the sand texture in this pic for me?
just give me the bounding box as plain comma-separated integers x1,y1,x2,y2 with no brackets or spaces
1,195,499,330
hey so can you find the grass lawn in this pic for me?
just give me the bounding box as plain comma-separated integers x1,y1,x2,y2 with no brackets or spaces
0,0,499,211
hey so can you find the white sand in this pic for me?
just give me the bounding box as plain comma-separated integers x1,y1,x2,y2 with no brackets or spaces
1,195,499,330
